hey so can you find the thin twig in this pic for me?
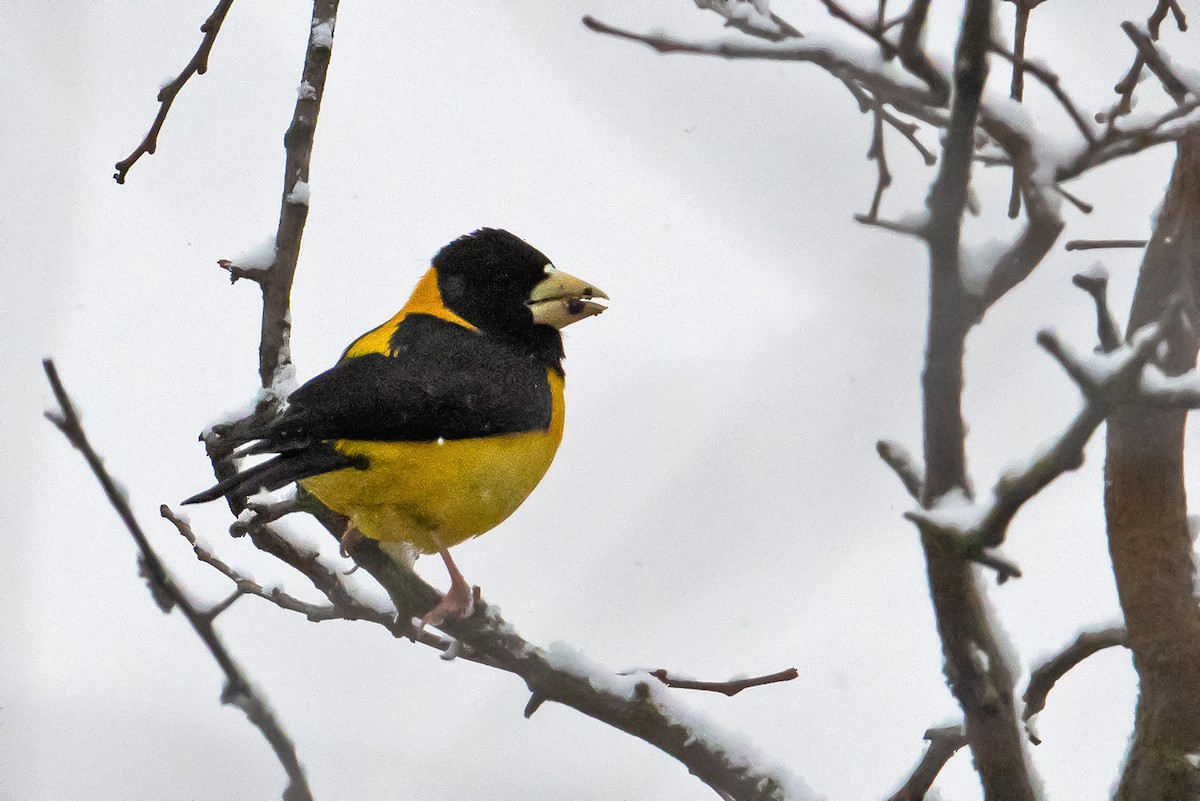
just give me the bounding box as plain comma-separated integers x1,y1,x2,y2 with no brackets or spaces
113,0,235,184
1121,21,1191,104
991,44,1097,148
642,668,799,696
877,440,924,499
1021,627,1128,744
693,0,802,41
1072,270,1123,352
897,0,950,105
1148,0,1188,38
1054,184,1094,214
885,724,968,801
581,15,942,111
42,360,313,801
818,0,898,58
865,99,893,220
1005,1,1031,218
162,505,347,623
1066,239,1148,251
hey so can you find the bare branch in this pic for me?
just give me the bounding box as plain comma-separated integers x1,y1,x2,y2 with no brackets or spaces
693,0,802,42
1121,21,1191,104
914,322,1172,559
1148,0,1188,38
818,0,898,58
1066,238,1148,251
917,5,1039,795
114,0,235,184
886,724,968,801
1065,96,1200,179
161,505,347,623
922,0,991,500
346,540,803,801
990,43,1097,146
1071,270,1123,352
642,668,800,696
1054,183,1094,214
42,360,314,801
1004,1,1032,218
896,0,950,105
968,112,1066,315
581,16,941,111
1022,627,1128,744
877,440,925,499
258,0,340,390
865,99,893,221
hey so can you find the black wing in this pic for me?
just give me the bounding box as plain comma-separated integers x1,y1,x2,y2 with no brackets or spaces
184,315,552,504
263,314,553,447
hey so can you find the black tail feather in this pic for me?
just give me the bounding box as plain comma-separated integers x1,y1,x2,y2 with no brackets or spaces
183,444,363,505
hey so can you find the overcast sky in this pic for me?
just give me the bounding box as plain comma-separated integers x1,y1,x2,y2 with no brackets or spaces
4,2,1194,799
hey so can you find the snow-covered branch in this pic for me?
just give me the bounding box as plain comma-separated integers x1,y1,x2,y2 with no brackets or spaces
885,724,968,801
346,540,814,801
908,318,1170,565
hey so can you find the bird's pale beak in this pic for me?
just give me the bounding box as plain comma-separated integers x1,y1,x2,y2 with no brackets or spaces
528,268,608,329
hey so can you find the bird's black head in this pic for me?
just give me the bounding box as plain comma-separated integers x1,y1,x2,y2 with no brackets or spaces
433,229,607,349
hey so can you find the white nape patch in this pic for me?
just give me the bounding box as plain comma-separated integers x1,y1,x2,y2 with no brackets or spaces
436,437,446,446
543,263,557,274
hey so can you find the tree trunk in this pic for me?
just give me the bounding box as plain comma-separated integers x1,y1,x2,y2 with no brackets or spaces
1109,132,1200,801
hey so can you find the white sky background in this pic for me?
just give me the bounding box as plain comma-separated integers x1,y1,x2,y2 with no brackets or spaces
3,1,1194,799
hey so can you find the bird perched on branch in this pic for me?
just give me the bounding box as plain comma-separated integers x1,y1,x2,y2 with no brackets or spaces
185,228,607,626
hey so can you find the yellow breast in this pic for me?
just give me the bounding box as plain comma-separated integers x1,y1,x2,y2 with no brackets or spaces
300,369,565,553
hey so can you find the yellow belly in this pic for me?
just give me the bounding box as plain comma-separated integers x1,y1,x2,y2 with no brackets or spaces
300,370,564,553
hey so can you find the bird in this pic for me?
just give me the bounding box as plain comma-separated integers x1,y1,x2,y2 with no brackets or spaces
184,228,607,627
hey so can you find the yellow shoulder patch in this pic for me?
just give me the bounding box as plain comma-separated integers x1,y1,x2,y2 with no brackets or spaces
342,267,478,359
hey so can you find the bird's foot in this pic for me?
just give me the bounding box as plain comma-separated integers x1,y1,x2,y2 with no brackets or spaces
418,579,476,630
339,525,363,558
339,525,363,574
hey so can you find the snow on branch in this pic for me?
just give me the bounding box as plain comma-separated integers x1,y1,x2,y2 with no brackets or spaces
694,0,801,41
42,360,314,801
114,0,235,184
584,2,1198,288
343,539,815,801
886,724,968,801
255,0,339,394
908,313,1173,571
1121,21,1191,105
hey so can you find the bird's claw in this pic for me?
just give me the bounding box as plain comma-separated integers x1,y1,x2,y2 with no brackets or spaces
418,582,477,630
